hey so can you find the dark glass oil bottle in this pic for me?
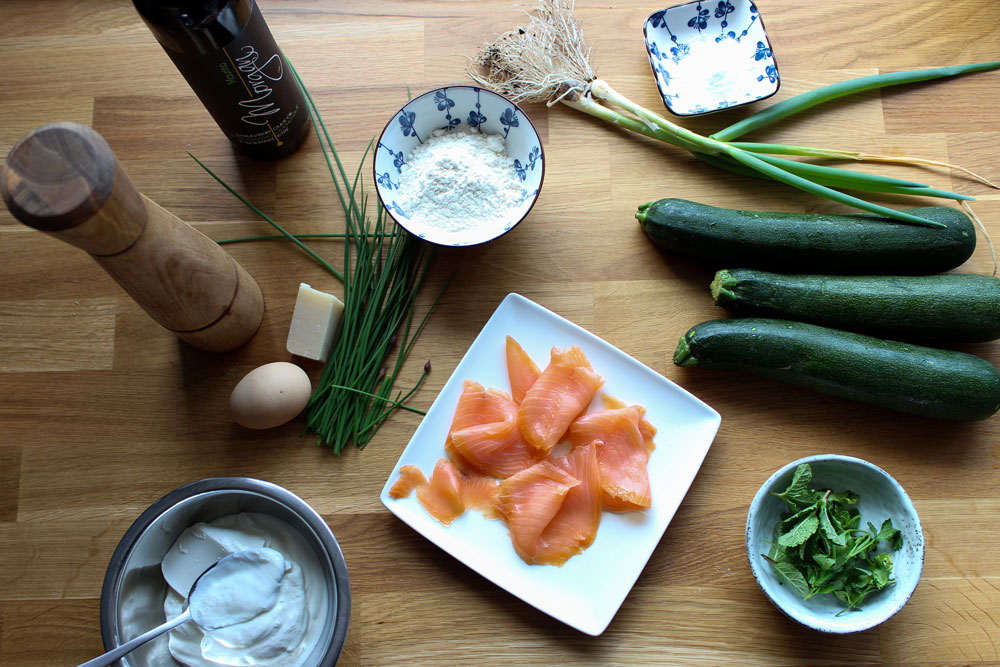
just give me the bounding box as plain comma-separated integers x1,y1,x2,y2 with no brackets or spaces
133,0,311,159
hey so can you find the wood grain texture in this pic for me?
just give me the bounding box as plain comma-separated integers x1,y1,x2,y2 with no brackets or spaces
3,122,265,351
0,0,998,664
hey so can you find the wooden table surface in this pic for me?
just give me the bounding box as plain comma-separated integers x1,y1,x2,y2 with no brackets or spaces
2,1,999,664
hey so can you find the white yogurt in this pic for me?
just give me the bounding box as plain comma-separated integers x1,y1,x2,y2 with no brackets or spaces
161,512,327,667
189,547,286,629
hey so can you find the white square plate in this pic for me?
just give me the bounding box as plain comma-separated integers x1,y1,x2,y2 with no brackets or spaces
379,293,721,635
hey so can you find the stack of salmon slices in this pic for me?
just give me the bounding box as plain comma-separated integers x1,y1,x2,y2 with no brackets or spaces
390,336,656,566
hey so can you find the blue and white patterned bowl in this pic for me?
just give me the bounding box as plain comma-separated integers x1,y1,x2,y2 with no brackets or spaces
373,85,544,247
643,0,780,116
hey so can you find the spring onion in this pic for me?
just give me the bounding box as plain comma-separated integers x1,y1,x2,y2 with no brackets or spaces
712,61,1000,141
471,0,999,227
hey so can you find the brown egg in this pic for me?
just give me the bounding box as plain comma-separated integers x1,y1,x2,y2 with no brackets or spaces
229,362,312,429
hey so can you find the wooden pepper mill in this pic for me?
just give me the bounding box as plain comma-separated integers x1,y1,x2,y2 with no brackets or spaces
1,122,264,352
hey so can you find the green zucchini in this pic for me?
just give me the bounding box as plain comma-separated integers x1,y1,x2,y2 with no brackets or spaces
673,317,1000,421
636,198,975,274
711,270,1000,343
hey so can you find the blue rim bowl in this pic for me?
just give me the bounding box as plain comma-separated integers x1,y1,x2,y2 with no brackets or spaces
746,454,924,633
372,85,544,247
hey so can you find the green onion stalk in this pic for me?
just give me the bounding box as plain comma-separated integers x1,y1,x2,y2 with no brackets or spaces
470,0,999,227
193,62,445,453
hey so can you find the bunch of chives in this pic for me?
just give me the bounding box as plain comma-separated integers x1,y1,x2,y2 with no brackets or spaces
287,63,445,452
195,62,444,453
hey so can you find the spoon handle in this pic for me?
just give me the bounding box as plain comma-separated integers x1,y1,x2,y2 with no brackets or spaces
76,608,191,667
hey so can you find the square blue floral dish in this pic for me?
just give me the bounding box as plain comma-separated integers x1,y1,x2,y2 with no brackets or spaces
643,0,780,116
373,85,544,247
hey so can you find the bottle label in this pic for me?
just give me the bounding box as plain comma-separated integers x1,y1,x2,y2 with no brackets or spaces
164,2,307,155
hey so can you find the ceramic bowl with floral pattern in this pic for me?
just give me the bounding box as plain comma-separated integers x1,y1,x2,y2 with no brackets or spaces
643,0,780,115
373,85,544,247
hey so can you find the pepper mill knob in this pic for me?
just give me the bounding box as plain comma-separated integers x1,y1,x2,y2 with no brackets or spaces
2,122,264,352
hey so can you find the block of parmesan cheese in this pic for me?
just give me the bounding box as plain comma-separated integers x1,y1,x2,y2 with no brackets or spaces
286,283,345,362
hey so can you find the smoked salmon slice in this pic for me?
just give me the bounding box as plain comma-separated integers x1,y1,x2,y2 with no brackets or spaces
535,442,602,565
445,380,545,478
443,379,495,472
416,459,465,524
602,394,657,452
505,335,541,403
389,465,427,499
393,458,499,524
497,443,602,566
517,345,605,453
569,405,653,511
497,461,578,563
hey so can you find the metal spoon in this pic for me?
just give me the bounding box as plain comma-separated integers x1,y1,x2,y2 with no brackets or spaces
77,547,284,667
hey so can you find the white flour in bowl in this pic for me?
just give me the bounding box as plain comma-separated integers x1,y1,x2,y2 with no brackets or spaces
395,129,522,241
670,33,762,108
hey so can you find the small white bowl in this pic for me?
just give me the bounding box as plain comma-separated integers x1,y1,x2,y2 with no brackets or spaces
746,455,924,633
373,85,544,247
643,0,780,116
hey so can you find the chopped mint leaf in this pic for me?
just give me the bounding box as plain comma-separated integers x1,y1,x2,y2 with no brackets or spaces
819,498,846,545
763,463,903,615
870,553,894,589
812,553,837,570
828,490,859,505
769,559,811,599
875,518,903,550
772,464,819,511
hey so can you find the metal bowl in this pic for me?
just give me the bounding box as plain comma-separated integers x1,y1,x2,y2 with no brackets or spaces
99,477,350,666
